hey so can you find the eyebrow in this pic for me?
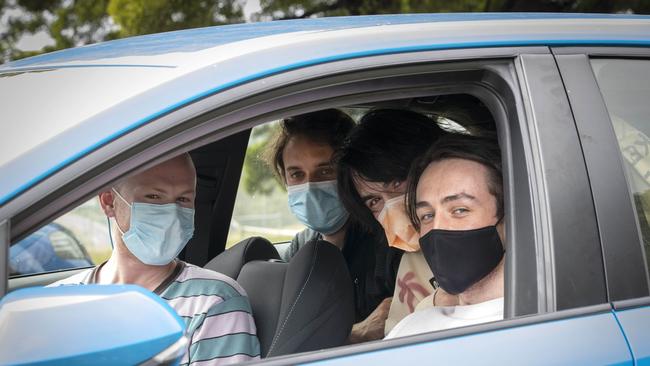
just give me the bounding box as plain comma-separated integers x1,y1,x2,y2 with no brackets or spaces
360,193,379,202
149,187,194,196
415,192,476,211
441,192,476,204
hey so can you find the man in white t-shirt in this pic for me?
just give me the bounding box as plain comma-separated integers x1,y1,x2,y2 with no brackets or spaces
386,134,505,339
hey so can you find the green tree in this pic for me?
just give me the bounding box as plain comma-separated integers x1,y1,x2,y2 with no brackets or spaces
108,0,244,37
0,0,244,63
255,0,650,19
242,122,283,196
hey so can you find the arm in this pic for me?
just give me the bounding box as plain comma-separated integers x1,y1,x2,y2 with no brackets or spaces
348,297,392,343
184,295,261,366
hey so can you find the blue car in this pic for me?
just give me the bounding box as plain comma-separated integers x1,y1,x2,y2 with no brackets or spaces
1,13,649,365
9,222,93,276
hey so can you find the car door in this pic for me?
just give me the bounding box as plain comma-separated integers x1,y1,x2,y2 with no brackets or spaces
0,29,636,366
271,50,630,365
554,46,650,365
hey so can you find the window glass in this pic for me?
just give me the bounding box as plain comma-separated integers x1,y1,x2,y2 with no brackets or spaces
226,121,303,248
591,58,650,276
9,198,111,277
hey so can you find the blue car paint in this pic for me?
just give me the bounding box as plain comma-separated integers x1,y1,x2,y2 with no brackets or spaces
308,311,632,365
9,223,93,276
613,304,650,365
0,285,185,365
2,14,650,207
3,13,649,69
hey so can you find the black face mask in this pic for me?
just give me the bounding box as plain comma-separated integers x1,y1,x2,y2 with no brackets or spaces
419,224,504,295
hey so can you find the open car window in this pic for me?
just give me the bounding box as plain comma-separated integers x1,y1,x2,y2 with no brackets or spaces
226,121,302,249
9,198,108,277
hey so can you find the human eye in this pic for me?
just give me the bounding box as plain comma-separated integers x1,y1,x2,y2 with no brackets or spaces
365,197,381,210
289,171,304,180
144,194,161,200
319,167,334,177
177,197,190,203
419,211,434,223
451,207,469,217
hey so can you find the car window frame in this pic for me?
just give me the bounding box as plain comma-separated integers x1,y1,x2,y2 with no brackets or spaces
553,46,650,302
2,46,608,361
4,52,534,310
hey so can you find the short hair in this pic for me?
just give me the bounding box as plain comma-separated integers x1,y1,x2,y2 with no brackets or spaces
405,133,503,231
335,109,445,230
267,109,355,182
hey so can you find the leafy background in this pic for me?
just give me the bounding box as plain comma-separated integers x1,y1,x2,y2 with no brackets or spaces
2,0,650,62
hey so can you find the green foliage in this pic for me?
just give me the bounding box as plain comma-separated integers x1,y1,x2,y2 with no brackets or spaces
242,122,284,196
108,0,244,37
0,0,245,63
255,0,650,19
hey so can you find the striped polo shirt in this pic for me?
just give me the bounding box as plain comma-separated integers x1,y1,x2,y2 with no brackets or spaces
51,261,261,365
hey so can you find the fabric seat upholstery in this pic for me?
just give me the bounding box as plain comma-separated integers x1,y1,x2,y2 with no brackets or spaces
204,237,354,357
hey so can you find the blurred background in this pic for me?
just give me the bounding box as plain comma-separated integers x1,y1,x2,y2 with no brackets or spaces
2,0,650,64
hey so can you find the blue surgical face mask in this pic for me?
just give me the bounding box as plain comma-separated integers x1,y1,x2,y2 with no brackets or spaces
287,180,349,235
112,188,195,266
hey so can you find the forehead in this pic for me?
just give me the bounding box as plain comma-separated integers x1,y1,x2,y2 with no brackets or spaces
416,158,491,201
128,157,196,190
282,135,334,165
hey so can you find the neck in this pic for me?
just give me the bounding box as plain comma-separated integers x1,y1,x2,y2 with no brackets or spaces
457,258,505,306
99,233,177,292
321,221,348,250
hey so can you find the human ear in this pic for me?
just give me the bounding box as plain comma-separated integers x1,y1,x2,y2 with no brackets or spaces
98,191,116,218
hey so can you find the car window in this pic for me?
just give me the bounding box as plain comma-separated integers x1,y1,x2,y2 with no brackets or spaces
591,58,650,280
226,121,303,248
9,198,110,277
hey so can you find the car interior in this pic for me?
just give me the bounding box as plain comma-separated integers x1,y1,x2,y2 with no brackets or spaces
8,91,501,359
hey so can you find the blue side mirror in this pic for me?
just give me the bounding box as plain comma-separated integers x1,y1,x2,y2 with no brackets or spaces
0,285,187,365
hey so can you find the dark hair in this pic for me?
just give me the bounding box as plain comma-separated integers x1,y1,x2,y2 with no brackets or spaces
335,109,445,230
267,109,355,182
405,133,503,231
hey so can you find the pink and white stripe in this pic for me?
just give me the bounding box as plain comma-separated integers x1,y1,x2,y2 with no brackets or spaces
191,311,257,342
166,294,224,318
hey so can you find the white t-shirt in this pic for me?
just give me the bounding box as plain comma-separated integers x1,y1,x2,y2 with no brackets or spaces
385,297,504,339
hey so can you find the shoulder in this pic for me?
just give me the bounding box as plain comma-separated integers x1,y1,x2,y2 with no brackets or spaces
47,268,93,287
294,227,319,246
166,262,249,298
160,262,253,318
281,228,319,261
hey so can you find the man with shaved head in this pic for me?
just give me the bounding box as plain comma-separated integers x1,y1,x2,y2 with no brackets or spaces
53,154,261,365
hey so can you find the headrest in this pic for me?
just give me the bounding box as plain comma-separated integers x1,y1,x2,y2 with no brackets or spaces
238,240,354,357
204,236,280,279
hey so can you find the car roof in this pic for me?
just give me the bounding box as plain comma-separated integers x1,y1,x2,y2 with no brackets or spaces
1,13,649,207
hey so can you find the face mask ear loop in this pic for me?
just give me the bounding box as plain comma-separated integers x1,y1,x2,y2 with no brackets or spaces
495,215,506,254
107,216,114,249
110,188,129,236
111,188,132,208
495,215,505,226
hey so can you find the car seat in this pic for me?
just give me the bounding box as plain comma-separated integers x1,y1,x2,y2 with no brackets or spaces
204,236,354,357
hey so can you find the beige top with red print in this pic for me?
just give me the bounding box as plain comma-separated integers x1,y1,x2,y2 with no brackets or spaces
384,250,434,334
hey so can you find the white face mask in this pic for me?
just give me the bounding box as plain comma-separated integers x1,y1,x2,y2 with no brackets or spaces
377,195,420,252
113,189,195,265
